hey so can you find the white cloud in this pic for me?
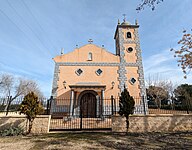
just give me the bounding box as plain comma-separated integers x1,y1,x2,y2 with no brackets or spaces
144,49,175,72
143,49,192,86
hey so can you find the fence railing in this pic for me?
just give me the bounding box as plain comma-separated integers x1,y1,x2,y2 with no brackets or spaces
0,97,49,115
0,96,191,115
49,96,192,115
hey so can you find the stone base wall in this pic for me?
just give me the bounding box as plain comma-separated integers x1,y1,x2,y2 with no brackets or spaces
112,114,192,132
0,114,51,134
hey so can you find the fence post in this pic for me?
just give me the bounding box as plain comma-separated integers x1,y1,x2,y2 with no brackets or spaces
142,95,146,115
6,96,12,116
46,99,49,115
48,96,53,115
47,99,50,115
186,98,189,114
80,98,82,130
114,97,116,115
111,95,114,115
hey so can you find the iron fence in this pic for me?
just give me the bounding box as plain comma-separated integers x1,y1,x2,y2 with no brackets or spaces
49,97,114,130
0,96,191,131
48,96,191,131
0,96,191,116
148,103,192,114
0,97,49,115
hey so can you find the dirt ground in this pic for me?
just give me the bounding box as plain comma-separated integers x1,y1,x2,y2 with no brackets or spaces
0,131,191,150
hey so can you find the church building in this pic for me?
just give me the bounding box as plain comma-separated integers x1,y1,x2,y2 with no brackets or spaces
51,18,147,116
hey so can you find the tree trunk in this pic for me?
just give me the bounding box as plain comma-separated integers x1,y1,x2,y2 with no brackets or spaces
5,100,12,116
126,115,129,133
28,118,34,134
156,98,161,109
4,102,8,112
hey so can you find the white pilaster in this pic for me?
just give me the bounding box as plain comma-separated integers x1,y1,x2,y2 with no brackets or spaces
69,90,74,117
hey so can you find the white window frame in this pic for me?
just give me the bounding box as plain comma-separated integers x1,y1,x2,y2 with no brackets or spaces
127,47,133,53
75,68,83,76
129,77,136,85
88,52,92,61
95,69,103,76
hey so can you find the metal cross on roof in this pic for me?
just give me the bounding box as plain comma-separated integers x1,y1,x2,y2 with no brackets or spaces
123,14,126,22
88,39,93,44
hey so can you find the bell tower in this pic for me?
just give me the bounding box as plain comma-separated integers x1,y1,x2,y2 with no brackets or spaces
114,17,146,100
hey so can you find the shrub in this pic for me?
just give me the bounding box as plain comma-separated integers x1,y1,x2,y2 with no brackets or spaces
19,92,44,134
119,87,135,133
0,127,24,136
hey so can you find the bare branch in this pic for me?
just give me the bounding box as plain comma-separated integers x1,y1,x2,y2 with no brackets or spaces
0,74,14,97
146,74,176,104
171,30,192,78
136,0,164,12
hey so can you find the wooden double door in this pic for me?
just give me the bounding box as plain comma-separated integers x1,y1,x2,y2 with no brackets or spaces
80,93,96,118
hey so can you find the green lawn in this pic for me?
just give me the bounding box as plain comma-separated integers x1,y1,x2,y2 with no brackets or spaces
0,131,192,150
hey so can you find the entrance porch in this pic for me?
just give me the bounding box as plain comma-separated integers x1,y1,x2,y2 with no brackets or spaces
69,82,106,118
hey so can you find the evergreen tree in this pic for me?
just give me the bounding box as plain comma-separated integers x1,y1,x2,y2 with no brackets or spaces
119,87,135,133
19,92,44,134
174,84,192,112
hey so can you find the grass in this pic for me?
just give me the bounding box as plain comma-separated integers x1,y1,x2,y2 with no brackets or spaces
0,131,192,150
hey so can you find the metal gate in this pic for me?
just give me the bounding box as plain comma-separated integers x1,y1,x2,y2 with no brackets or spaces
49,97,116,131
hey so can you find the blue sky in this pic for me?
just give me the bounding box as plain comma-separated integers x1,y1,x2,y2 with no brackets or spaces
0,0,191,97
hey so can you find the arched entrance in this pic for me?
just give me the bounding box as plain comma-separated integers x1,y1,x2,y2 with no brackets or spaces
79,90,97,118
49,88,113,131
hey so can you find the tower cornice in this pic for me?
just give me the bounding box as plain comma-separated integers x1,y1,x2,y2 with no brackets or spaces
114,24,139,39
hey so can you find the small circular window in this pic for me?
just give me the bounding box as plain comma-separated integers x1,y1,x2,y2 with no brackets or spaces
127,47,133,53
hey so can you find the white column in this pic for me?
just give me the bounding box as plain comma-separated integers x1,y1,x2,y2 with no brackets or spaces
69,90,74,117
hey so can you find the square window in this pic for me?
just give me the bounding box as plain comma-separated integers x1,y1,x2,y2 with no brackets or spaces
96,69,102,76
130,78,136,85
76,69,83,76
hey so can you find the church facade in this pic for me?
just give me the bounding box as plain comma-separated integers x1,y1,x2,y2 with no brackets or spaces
51,19,147,115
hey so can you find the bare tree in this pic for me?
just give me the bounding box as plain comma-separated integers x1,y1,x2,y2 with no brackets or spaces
0,74,43,115
146,74,176,107
147,86,168,108
174,84,192,113
146,74,176,97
